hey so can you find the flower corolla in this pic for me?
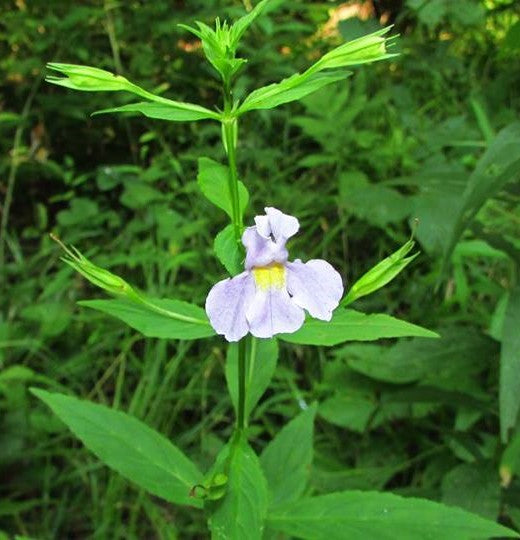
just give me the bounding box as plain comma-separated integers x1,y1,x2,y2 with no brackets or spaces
205,207,343,341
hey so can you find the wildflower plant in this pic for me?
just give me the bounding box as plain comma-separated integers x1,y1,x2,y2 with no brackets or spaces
32,2,519,539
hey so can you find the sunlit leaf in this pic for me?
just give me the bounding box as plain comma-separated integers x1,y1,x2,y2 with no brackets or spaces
239,71,351,113
94,101,220,122
238,27,396,114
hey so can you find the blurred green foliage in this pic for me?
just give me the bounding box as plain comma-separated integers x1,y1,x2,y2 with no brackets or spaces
1,0,520,538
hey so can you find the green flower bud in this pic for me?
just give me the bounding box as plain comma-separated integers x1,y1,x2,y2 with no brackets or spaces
51,234,133,296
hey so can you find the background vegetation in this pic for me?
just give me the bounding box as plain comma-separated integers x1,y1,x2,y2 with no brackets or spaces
1,0,520,538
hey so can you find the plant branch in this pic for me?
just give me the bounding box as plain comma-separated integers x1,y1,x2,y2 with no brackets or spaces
237,338,247,430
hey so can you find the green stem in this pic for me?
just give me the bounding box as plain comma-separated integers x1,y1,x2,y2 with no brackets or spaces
222,79,247,430
222,80,242,242
222,119,241,241
131,292,209,326
237,338,247,430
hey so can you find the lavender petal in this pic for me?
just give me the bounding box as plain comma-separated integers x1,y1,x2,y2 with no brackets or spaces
242,226,288,269
286,259,344,321
205,271,255,342
246,287,304,338
255,207,299,242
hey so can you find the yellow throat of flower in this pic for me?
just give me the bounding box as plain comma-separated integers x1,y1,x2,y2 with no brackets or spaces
252,263,286,291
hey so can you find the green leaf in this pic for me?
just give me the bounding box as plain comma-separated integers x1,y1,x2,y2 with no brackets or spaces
52,242,213,339
197,157,249,220
238,27,396,114
448,0,485,27
179,20,246,83
319,393,377,433
339,171,411,228
411,168,467,255
381,386,491,412
46,63,216,123
239,71,351,113
179,0,273,83
119,181,165,209
230,0,273,46
94,101,220,122
226,338,278,422
47,63,171,105
344,328,493,384
268,491,519,539
443,122,520,266
31,389,203,507
260,404,316,505
79,298,214,340
342,238,418,306
209,432,268,539
505,20,520,50
407,0,447,28
280,309,439,346
0,365,35,383
441,462,500,520
500,425,520,487
214,225,243,275
500,286,520,441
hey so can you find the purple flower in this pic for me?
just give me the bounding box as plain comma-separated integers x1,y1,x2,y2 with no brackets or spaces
205,207,344,341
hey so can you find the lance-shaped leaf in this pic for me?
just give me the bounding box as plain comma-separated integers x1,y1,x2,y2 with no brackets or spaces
230,0,273,46
208,432,268,539
80,298,214,340
260,404,316,505
501,422,520,487
342,238,418,306
500,286,520,442
280,309,439,346
214,224,243,276
93,101,220,122
46,63,217,121
31,389,204,508
441,462,500,520
442,122,520,268
267,491,519,539
238,71,351,113
238,27,396,114
197,157,249,220
226,338,278,422
53,238,213,339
